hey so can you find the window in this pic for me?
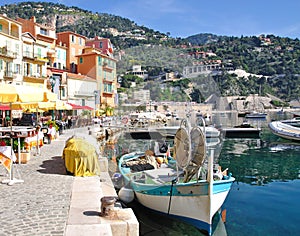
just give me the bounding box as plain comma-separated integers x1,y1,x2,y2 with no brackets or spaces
37,48,42,58
0,24,2,32
71,48,75,56
79,57,83,64
15,44,20,56
0,59,3,70
40,28,47,36
99,42,103,48
71,35,75,43
14,64,21,74
79,38,82,45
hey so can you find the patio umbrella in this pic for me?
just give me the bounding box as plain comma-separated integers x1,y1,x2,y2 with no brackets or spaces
0,84,55,185
0,84,47,103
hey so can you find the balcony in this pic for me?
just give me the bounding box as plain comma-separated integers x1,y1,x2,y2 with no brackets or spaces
4,71,13,78
102,62,113,72
34,56,49,63
0,47,17,59
74,91,94,97
23,51,34,59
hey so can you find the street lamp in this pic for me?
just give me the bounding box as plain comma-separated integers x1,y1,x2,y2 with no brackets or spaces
49,76,56,92
94,90,98,110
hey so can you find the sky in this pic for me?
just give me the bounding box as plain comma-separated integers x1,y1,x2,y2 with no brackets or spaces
2,0,300,39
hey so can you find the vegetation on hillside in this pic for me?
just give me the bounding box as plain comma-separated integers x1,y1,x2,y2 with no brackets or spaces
1,2,299,102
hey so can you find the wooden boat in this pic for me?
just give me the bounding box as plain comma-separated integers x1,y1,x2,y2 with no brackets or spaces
269,121,300,142
118,119,235,235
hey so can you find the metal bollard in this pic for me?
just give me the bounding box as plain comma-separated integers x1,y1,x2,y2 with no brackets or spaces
100,196,116,216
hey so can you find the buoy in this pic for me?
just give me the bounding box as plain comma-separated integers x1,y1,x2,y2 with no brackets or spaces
111,173,123,189
118,187,134,203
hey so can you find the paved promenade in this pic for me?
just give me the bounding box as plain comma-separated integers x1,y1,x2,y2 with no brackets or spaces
0,127,138,236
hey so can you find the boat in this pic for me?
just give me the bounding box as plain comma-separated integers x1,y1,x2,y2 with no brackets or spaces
155,125,220,138
268,121,300,142
280,117,300,128
118,119,235,235
245,111,267,119
221,122,261,138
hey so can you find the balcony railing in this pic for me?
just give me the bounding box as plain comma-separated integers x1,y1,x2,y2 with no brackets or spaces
4,71,13,77
0,47,17,58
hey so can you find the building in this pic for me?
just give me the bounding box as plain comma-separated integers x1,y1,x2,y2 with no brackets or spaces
21,32,48,88
85,36,114,58
0,14,23,84
56,31,86,73
77,47,118,108
126,65,148,80
66,72,97,109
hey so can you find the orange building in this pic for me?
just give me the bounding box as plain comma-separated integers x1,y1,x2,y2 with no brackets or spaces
77,47,118,108
56,31,86,73
85,36,114,57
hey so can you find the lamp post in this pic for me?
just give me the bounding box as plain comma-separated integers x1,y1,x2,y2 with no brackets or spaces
94,90,98,111
49,76,56,92
49,76,56,119
149,99,152,112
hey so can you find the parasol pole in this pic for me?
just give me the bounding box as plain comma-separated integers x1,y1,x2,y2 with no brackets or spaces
36,107,40,155
1,102,24,185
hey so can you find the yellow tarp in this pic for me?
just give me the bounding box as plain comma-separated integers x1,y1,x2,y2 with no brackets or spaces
62,137,101,177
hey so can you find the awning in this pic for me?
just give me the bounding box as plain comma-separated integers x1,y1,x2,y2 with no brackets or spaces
0,105,11,110
67,103,94,110
82,105,94,110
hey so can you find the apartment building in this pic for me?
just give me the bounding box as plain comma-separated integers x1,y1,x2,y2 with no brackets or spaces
0,14,23,84
22,32,48,88
77,47,118,108
85,36,114,58
56,31,86,73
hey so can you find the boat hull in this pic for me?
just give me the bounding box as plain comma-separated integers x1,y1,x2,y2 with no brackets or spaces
132,180,233,234
222,127,261,138
269,121,300,142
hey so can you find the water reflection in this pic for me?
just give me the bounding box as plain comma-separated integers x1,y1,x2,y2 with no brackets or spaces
219,134,300,185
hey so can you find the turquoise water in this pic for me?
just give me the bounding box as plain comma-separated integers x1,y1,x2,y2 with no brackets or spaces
105,114,300,235
220,129,300,236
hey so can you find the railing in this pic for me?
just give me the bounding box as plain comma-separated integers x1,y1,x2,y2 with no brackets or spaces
4,71,13,77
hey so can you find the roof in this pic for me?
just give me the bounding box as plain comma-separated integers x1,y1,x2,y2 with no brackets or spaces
66,73,96,81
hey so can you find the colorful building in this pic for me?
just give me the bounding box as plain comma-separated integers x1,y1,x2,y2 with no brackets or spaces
77,46,118,109
56,31,86,73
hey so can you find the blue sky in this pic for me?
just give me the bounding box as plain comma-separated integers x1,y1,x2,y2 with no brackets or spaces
2,0,300,39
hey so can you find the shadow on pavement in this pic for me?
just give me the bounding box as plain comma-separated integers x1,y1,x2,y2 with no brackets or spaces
37,156,67,175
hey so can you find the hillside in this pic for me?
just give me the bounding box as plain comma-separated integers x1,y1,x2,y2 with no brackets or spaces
0,2,299,102
0,1,186,49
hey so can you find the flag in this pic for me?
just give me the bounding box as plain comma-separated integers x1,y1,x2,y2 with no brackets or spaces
0,152,11,172
0,146,16,173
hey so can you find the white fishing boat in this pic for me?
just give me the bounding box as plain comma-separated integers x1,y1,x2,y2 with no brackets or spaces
280,117,300,128
268,121,300,142
118,119,235,235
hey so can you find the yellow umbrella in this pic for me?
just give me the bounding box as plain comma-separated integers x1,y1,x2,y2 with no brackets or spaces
0,84,47,103
11,101,55,111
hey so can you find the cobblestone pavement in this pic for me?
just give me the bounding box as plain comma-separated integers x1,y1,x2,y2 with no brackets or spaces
0,128,89,236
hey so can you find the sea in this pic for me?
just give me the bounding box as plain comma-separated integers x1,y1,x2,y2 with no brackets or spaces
103,111,300,236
